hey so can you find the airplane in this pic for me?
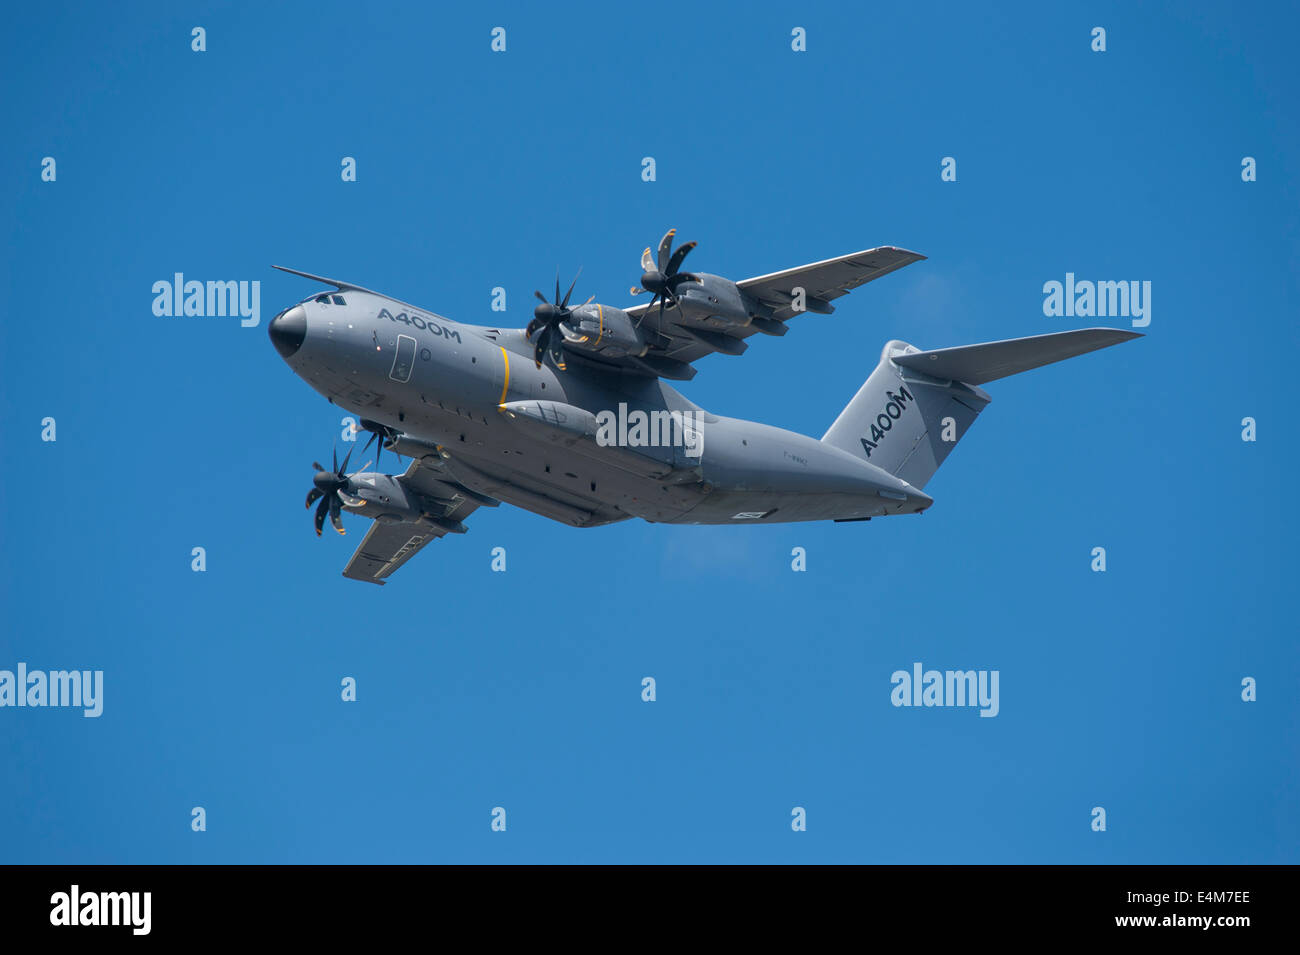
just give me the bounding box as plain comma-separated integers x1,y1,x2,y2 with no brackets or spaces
267,230,1140,584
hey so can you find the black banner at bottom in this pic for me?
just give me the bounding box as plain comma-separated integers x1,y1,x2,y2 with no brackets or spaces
2,864,1281,941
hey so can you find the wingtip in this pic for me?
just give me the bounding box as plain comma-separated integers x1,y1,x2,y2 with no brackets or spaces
1089,327,1145,341
270,265,375,294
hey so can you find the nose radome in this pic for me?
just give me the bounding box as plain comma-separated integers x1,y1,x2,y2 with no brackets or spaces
269,304,306,359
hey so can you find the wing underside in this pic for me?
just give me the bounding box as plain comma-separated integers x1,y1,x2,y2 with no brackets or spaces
342,522,441,584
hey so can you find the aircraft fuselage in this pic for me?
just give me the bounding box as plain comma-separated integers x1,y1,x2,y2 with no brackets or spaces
269,289,932,528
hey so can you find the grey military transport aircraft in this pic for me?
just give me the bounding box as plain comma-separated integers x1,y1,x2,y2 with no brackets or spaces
268,231,1139,584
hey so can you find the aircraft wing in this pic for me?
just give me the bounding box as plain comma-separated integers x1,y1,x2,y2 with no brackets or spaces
341,458,484,585
614,246,925,378
735,246,925,320
342,522,445,584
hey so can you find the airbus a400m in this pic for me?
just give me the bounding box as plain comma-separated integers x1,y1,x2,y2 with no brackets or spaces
268,231,1139,583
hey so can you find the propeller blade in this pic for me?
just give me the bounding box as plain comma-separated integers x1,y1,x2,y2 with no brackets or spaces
339,445,354,477
314,495,330,536
312,461,325,472
526,315,544,339
633,293,658,328
554,271,560,307
547,330,566,370
534,290,548,304
630,286,648,295
669,271,701,287
533,331,546,368
561,267,582,308
641,247,654,273
657,228,675,272
332,446,338,472
580,295,594,307
665,240,696,276
306,487,323,509
329,496,345,535
361,430,381,469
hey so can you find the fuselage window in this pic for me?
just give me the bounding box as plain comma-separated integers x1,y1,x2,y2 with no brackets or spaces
332,295,346,305
315,294,331,304
390,334,417,383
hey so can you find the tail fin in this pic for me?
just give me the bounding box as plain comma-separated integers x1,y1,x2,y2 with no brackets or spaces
821,328,1140,489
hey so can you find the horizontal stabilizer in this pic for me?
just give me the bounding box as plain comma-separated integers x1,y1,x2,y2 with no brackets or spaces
892,328,1142,385
822,326,1141,490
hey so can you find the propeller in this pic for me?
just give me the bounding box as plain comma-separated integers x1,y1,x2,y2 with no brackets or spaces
350,418,401,470
526,269,593,370
304,445,362,537
629,228,700,320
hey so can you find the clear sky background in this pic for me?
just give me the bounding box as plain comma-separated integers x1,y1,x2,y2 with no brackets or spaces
2,1,1295,863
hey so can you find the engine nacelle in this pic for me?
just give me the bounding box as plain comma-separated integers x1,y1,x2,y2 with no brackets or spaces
562,303,649,359
672,273,756,328
343,472,467,532
343,473,420,518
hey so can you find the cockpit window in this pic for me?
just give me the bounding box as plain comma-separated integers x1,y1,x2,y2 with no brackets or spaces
299,291,348,305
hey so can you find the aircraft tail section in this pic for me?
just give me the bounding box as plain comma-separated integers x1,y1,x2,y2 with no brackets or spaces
821,328,1140,490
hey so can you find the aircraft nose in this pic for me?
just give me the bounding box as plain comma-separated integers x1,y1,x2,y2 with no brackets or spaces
269,304,307,359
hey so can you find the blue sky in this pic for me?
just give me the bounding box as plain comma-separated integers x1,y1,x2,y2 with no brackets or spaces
1,1,1295,863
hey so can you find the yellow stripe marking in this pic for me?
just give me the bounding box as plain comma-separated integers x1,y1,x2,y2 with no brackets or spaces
497,346,510,408
595,304,605,347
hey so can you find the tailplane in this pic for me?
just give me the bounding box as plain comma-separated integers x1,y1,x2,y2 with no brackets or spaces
821,328,1140,489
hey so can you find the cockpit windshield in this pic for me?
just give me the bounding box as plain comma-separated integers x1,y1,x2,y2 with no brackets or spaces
299,292,347,306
